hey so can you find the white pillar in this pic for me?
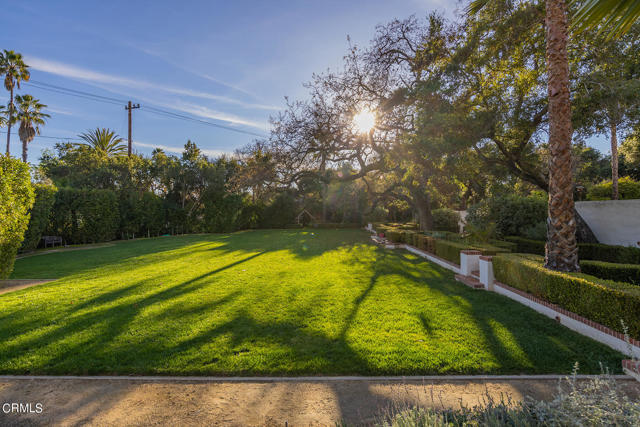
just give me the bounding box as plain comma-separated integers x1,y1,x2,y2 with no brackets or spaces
479,256,494,291
460,250,481,276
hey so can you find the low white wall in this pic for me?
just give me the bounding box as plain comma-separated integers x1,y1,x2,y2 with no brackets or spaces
575,199,640,247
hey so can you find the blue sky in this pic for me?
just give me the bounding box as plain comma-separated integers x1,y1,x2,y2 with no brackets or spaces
2,0,607,162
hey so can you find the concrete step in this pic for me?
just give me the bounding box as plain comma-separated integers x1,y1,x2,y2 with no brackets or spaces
454,274,484,290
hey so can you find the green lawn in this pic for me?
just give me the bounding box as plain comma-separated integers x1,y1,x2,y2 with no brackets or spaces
2,229,623,375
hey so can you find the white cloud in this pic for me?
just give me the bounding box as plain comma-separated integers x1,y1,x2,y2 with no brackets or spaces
173,101,269,131
134,140,229,158
25,56,280,112
47,107,75,116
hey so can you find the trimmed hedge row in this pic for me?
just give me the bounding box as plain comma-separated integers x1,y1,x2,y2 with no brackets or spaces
579,243,640,264
493,254,640,338
433,240,510,265
504,236,640,265
504,236,546,255
377,224,510,265
580,260,640,285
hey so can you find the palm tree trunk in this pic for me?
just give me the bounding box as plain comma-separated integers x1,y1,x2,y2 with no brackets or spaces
610,120,619,200
6,87,13,155
22,137,28,163
544,0,579,272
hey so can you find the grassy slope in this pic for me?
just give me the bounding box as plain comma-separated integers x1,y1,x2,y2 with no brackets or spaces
2,229,623,375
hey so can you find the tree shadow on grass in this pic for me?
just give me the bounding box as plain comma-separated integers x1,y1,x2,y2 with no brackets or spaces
9,229,367,281
0,253,264,374
386,249,624,374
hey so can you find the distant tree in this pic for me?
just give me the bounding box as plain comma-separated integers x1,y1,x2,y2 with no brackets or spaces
0,50,30,155
15,94,48,163
572,25,640,199
77,128,127,157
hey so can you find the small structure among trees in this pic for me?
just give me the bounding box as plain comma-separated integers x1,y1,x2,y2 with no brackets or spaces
296,209,315,227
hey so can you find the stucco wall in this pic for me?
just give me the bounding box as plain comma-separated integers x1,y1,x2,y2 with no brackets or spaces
575,199,640,247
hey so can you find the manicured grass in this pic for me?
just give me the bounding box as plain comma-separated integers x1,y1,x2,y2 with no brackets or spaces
2,229,623,375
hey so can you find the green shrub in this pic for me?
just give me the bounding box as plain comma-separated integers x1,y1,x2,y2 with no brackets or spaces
424,230,461,241
580,260,640,285
489,239,518,252
467,193,547,238
579,243,640,264
432,208,460,232
402,230,417,243
49,188,120,244
504,236,546,255
493,253,640,337
261,192,297,228
385,229,402,243
119,190,165,237
588,176,640,200
0,156,35,279
21,183,57,252
521,221,547,240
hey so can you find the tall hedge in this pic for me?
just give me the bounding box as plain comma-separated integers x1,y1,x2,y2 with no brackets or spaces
493,254,640,338
21,183,57,252
49,188,120,244
119,190,165,238
432,209,460,233
0,156,35,279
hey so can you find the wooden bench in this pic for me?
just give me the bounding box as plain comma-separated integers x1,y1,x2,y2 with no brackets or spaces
42,236,63,248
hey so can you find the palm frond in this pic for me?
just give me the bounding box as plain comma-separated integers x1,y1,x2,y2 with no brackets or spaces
571,0,640,40
466,0,492,16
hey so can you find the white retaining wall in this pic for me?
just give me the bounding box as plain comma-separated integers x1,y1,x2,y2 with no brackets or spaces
576,199,640,247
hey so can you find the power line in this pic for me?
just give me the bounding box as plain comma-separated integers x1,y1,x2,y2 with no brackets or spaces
22,80,269,138
24,81,124,107
28,80,127,104
0,130,82,141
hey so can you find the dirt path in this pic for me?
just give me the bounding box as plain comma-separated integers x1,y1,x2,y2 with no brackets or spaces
0,280,55,296
16,243,116,259
1,377,638,426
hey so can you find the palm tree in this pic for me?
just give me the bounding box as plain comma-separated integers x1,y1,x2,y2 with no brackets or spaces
77,128,127,157
468,0,578,271
0,50,30,155
15,94,49,163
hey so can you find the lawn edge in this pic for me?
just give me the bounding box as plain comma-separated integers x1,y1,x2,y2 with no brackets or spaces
0,374,632,382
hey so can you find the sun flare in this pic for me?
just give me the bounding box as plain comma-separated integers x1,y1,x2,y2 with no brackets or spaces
353,109,376,133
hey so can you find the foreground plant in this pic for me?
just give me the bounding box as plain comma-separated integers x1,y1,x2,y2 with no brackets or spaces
375,366,640,426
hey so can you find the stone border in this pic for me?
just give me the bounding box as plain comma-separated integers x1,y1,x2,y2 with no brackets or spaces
0,374,631,382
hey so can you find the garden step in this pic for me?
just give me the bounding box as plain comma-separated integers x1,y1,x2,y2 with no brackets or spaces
454,274,484,290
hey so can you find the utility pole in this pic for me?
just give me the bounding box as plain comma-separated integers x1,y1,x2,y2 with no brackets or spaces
125,101,140,157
